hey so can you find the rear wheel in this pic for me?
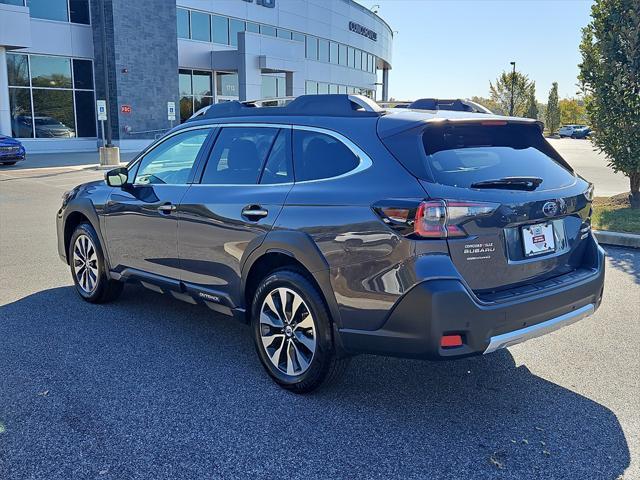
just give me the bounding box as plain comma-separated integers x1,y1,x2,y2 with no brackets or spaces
251,269,348,393
69,223,123,303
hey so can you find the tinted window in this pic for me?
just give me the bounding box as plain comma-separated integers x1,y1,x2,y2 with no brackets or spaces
260,130,293,184
201,127,279,185
135,129,211,185
246,22,259,33
229,19,245,46
74,90,96,137
292,32,305,42
191,11,210,41
277,28,291,40
72,59,93,89
31,55,72,88
216,72,238,97
305,80,317,95
28,0,67,21
419,124,574,190
260,25,276,37
179,70,192,95
339,44,348,66
9,88,33,138
32,89,75,138
192,71,212,96
7,53,29,86
306,36,317,60
212,15,229,44
318,39,329,62
293,130,360,182
69,0,89,24
329,42,338,64
177,8,189,38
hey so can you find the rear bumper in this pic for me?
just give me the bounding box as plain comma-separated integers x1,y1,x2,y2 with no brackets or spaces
339,244,605,360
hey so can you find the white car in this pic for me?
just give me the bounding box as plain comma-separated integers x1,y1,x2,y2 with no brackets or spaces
558,125,591,139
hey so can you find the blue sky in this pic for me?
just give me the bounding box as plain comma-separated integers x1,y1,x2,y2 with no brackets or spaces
358,0,594,102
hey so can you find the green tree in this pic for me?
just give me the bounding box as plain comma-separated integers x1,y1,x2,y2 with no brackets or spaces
470,96,501,114
489,71,531,116
579,0,640,207
559,98,587,125
525,83,539,120
545,82,561,134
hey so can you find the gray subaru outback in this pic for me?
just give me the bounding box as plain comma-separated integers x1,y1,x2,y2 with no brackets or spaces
56,95,605,392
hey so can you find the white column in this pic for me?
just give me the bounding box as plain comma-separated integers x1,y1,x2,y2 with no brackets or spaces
382,68,389,102
0,47,12,137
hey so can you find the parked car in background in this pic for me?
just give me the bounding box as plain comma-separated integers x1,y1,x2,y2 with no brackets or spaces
558,124,591,138
11,116,75,139
0,135,26,166
56,95,604,393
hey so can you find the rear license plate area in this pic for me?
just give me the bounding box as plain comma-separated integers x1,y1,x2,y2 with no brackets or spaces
522,222,555,257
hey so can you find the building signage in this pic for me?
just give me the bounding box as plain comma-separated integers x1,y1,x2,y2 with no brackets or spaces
97,100,107,120
241,0,275,8
349,21,377,42
120,105,132,114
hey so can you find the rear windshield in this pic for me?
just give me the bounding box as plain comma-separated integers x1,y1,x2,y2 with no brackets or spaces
385,123,575,191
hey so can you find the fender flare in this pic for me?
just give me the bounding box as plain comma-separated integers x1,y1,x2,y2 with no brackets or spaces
240,230,344,330
62,198,111,269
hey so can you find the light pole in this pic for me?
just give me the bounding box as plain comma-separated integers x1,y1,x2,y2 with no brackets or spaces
509,61,516,116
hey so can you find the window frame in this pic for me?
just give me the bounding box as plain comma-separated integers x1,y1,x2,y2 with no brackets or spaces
7,52,97,139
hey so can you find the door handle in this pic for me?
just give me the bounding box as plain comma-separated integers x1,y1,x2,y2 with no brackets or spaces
242,205,268,220
157,203,177,214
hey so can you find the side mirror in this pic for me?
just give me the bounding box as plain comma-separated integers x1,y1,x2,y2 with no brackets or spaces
105,167,129,187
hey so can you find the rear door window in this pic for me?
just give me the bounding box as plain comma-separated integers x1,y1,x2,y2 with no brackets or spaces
421,124,575,190
201,127,279,184
293,130,359,182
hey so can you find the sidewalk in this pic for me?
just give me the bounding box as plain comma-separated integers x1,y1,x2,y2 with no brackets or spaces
6,151,141,170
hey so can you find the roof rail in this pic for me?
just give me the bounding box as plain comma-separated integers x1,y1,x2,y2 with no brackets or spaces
408,98,492,114
199,94,383,120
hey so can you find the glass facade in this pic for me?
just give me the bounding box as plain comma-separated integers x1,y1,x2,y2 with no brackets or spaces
174,7,377,76
179,69,214,122
305,80,374,99
7,53,96,139
26,0,90,24
261,74,286,99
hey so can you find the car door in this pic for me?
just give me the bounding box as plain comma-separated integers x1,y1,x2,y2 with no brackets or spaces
177,124,293,308
104,127,213,279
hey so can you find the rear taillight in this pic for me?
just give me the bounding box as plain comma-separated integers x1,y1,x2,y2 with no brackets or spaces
374,199,498,239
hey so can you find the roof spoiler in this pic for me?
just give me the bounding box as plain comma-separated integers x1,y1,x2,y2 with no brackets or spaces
409,98,493,114
200,94,383,120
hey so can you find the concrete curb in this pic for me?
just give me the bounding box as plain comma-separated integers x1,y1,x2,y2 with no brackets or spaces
594,230,640,249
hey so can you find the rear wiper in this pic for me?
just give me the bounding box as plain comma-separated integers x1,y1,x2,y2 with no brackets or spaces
470,177,543,191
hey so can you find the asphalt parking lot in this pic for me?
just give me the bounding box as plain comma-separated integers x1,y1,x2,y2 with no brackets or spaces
0,163,638,479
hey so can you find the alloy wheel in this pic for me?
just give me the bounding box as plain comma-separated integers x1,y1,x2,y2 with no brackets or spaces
259,287,317,376
73,234,99,294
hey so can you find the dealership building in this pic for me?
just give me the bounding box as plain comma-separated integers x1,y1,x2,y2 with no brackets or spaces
0,0,393,151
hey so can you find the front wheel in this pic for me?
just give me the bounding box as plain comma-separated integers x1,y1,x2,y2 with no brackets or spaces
69,223,123,303
251,270,349,393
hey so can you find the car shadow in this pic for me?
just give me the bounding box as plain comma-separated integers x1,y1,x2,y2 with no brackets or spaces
0,285,630,479
604,245,640,285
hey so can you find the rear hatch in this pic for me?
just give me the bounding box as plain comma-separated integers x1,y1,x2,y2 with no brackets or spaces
380,118,594,295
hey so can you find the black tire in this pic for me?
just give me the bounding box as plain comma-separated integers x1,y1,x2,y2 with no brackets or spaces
251,269,349,393
68,222,123,303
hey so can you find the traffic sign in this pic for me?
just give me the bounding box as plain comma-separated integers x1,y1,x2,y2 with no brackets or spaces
97,100,107,120
167,101,176,121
